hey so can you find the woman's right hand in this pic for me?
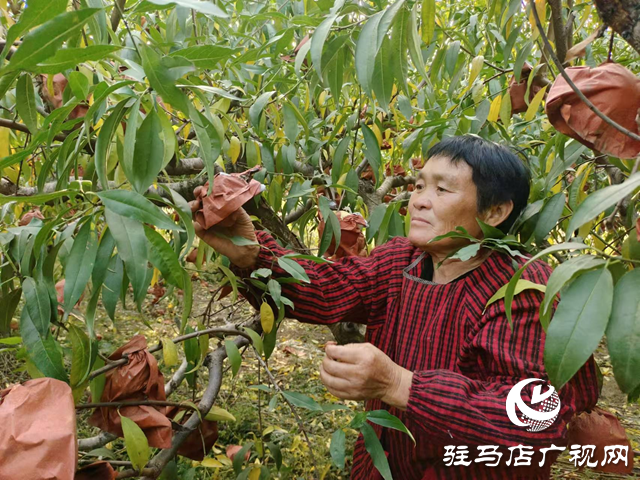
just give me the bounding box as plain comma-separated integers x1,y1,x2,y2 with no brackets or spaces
190,186,260,269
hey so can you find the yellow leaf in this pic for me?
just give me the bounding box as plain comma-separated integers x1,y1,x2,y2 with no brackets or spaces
499,92,512,127
249,467,261,480
468,55,484,87
524,85,548,121
487,95,502,122
162,337,179,367
528,0,546,38
200,458,224,468
545,152,555,173
484,280,546,313
260,302,274,333
372,124,383,147
0,128,10,158
229,136,241,164
150,267,160,287
550,175,563,194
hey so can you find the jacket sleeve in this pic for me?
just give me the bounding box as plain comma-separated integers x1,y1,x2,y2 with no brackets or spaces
229,230,404,326
404,271,600,448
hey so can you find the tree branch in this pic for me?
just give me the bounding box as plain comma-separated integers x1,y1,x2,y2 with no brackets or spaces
375,175,416,199
0,118,66,141
549,0,568,63
110,0,127,32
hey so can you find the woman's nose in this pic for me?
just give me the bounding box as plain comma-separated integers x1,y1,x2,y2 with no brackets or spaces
411,191,432,211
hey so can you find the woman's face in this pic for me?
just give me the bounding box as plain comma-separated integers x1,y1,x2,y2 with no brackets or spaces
408,155,483,254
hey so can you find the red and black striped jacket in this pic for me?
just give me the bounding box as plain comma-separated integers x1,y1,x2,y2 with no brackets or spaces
232,230,600,479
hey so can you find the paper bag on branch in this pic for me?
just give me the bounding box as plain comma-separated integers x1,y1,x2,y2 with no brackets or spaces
192,167,265,229
566,407,634,474
0,378,76,480
318,211,368,259
546,62,640,159
509,62,547,114
88,335,172,449
166,406,219,461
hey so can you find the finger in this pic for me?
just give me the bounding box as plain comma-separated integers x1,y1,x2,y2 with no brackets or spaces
189,200,200,214
324,344,364,364
194,221,207,239
193,185,203,198
320,364,353,394
322,356,356,379
218,210,240,228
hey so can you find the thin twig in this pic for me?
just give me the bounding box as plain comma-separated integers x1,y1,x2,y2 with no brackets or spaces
76,400,199,411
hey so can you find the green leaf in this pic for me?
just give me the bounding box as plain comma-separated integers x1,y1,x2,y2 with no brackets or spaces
225,340,242,376
169,45,239,69
0,189,78,206
16,74,38,133
361,422,392,480
188,106,217,194
145,226,185,288
249,91,275,129
140,45,192,114
205,405,237,422
513,41,533,83
534,192,566,245
20,308,67,381
243,327,264,356
567,173,640,236
122,97,143,192
330,429,346,469
218,264,239,302
98,190,182,231
22,277,51,338
267,442,282,471
90,357,106,402
69,324,92,387
444,40,460,77
104,209,148,308
310,10,340,79
544,268,613,389
372,36,394,109
539,255,605,329
0,8,100,76
92,229,115,290
130,106,165,193
366,410,415,444
145,0,229,17
0,0,68,62
64,220,99,313
408,4,427,80
484,279,546,312
361,124,381,185
421,0,435,44
68,71,90,100
232,443,252,474
504,242,589,325
277,257,310,283
0,288,22,334
120,415,151,473
606,268,640,394
94,100,128,190
281,391,324,412
355,10,384,95
102,255,124,321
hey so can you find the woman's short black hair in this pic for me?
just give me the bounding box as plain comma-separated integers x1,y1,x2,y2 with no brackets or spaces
426,135,530,232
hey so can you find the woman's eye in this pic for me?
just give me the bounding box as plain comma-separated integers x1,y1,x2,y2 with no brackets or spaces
436,186,446,192
416,183,424,190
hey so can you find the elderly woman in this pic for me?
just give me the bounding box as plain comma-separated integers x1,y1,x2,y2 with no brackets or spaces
193,135,599,479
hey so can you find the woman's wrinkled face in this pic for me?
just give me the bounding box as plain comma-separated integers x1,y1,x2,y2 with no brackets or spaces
408,155,482,253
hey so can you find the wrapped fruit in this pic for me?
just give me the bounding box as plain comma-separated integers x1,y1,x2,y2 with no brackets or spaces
318,211,368,259
546,62,640,158
509,62,547,114
192,167,265,229
88,335,172,448
0,378,76,480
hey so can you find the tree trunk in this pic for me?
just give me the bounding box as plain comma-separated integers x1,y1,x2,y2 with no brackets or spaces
594,0,640,55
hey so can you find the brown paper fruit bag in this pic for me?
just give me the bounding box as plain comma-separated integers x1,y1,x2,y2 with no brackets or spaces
88,335,172,448
546,62,640,159
192,167,265,230
166,406,219,461
0,378,76,480
318,211,368,259
566,407,634,474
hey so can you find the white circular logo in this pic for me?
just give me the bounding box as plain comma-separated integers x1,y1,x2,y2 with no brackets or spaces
506,378,561,432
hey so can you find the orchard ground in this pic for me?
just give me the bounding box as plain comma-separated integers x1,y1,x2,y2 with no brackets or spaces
1,274,639,479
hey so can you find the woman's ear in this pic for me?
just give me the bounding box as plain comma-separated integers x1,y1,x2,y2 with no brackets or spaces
482,200,514,228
